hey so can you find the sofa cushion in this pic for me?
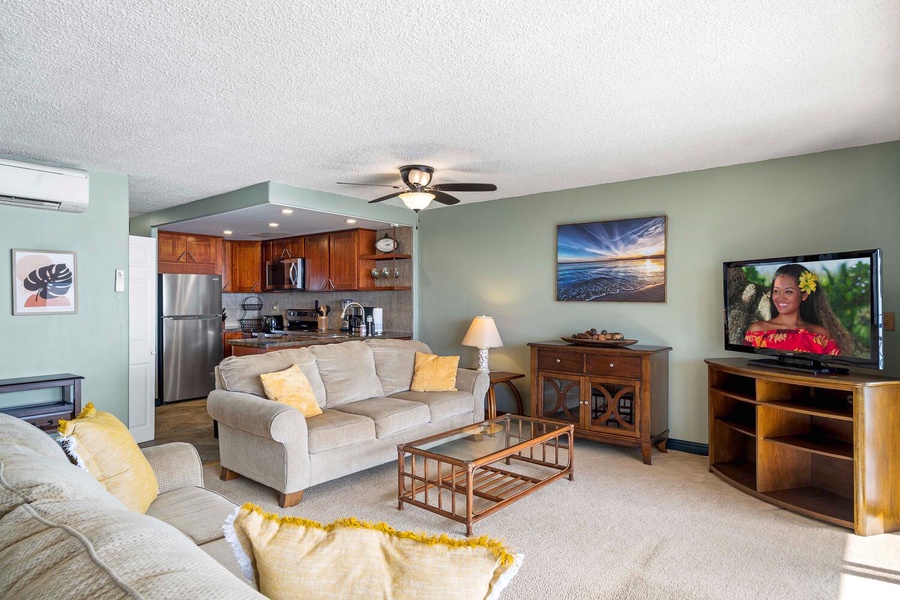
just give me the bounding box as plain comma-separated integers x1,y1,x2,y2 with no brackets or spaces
219,348,327,408
365,338,432,395
333,397,431,438
0,413,68,461
390,390,475,422
146,485,238,545
224,503,522,600
0,498,265,599
0,446,126,518
260,365,323,418
310,341,384,406
57,403,159,514
306,410,376,454
411,352,460,392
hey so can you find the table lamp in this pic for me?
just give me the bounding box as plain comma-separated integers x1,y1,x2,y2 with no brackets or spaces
461,316,503,372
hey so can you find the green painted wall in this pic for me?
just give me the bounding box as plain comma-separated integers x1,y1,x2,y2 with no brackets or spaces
0,172,130,421
418,142,900,444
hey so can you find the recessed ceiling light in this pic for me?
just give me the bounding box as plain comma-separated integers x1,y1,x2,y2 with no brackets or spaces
269,222,279,227
223,230,233,235
281,209,294,214
346,219,357,224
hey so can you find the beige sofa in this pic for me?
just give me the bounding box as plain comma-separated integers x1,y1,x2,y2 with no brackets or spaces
207,339,490,507
0,412,261,599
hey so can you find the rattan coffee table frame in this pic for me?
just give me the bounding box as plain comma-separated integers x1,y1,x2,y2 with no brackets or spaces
397,414,574,536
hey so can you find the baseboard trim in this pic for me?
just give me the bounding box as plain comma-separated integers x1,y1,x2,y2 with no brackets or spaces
667,439,709,456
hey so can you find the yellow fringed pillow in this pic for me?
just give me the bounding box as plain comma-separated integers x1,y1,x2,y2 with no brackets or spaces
57,403,159,513
260,365,323,418
224,503,523,600
410,351,459,392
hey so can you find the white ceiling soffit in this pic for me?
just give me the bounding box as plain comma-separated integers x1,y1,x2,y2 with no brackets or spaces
159,204,392,240
0,1,897,216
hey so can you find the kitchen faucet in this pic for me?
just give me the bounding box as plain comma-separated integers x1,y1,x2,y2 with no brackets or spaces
340,302,366,334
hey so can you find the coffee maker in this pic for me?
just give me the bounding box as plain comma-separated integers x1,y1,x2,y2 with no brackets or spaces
363,307,384,335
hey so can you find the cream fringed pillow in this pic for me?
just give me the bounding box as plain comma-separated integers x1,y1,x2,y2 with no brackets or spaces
57,403,159,513
260,365,323,418
224,503,522,600
410,351,459,392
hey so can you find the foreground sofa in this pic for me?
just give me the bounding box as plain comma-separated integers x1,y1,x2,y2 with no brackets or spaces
0,412,261,598
208,339,490,507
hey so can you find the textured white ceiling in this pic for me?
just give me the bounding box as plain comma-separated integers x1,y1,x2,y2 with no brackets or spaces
1,1,898,216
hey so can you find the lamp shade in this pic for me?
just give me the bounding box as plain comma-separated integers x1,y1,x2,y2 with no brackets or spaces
461,316,503,348
399,191,434,210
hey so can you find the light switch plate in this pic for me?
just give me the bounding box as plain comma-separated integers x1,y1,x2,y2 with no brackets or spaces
115,269,125,292
884,312,895,331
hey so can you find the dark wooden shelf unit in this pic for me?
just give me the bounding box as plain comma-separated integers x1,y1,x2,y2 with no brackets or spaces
0,373,84,432
707,358,900,536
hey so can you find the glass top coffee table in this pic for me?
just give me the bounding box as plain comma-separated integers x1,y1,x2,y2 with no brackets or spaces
397,415,574,536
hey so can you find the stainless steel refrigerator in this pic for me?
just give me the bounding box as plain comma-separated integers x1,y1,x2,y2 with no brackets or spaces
158,273,223,403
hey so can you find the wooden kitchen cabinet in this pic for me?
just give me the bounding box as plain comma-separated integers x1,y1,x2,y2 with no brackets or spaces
264,237,304,263
303,229,375,290
329,229,361,290
222,330,245,358
157,231,220,274
224,240,263,293
528,342,671,464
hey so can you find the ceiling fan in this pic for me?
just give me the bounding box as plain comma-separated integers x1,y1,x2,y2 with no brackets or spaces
337,165,497,211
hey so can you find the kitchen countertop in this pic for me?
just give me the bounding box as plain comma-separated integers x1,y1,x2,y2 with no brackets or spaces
227,330,413,349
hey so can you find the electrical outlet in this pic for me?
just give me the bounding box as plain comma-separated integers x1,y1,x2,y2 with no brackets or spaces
884,312,895,331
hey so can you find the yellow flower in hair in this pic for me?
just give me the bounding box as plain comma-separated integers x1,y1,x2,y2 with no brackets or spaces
798,271,818,294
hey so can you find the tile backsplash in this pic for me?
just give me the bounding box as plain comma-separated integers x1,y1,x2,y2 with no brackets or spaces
224,289,412,332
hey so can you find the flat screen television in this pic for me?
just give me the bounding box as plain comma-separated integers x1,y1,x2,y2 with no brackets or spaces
723,249,883,374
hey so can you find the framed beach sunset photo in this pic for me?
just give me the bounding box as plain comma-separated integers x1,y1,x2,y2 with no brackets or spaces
12,249,78,315
557,216,667,302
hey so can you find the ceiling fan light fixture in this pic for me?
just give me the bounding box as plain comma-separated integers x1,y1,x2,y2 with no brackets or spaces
407,168,432,187
399,191,434,210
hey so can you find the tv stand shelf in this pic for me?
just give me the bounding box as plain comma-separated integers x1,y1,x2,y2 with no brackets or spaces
706,358,900,536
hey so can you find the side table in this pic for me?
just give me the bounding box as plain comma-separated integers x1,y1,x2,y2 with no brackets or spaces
485,371,525,419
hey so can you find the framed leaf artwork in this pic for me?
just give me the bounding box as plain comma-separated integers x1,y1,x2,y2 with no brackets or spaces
11,249,78,315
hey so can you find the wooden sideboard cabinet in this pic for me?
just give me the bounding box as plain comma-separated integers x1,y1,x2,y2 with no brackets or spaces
528,342,671,464
707,358,900,536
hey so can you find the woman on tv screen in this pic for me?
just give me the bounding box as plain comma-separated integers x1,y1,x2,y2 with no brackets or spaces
741,263,867,357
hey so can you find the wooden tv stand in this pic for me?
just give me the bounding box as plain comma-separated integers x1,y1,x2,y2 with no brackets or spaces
706,358,900,536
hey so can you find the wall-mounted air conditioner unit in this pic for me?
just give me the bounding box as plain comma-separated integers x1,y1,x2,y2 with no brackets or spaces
0,157,89,213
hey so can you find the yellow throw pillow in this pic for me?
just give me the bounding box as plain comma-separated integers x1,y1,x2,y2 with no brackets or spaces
410,351,459,392
259,364,323,418
57,403,159,513
224,503,522,600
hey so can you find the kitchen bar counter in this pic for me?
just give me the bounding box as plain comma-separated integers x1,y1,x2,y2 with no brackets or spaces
228,330,413,356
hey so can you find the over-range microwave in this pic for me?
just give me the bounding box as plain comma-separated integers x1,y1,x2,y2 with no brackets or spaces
266,257,305,291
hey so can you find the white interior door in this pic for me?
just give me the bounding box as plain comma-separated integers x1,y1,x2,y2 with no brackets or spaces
129,235,157,443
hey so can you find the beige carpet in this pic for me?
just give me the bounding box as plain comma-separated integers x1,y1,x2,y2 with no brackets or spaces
203,442,900,599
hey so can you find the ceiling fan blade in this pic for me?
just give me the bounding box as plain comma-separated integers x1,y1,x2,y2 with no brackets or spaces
430,190,460,205
337,182,403,189
430,183,497,192
368,191,403,204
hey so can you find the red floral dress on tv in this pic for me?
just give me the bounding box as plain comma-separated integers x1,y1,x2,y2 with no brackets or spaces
744,329,841,355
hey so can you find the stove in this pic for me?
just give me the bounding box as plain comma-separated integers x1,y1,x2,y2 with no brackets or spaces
285,308,318,332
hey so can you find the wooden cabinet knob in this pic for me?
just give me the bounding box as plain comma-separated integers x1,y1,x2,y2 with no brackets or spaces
556,359,561,363
609,363,615,368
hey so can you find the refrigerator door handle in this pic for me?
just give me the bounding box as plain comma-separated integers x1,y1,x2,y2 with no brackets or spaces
162,315,219,320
